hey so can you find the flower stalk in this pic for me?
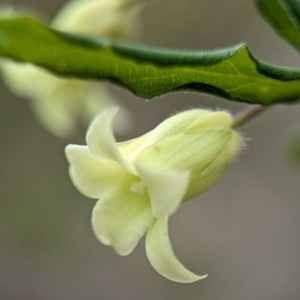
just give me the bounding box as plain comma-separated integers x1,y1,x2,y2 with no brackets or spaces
232,104,268,128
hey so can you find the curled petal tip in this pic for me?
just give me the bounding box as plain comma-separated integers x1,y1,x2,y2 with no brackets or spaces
87,106,137,174
146,218,206,283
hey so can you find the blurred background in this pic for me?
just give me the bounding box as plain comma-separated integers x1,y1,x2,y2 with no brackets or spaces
1,0,300,299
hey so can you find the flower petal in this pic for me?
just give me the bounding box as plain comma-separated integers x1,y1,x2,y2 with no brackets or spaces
201,130,242,176
86,107,136,174
81,83,133,135
92,179,154,256
65,144,127,198
1,61,61,100
186,111,232,133
30,95,78,138
135,160,190,217
146,217,207,283
117,131,151,157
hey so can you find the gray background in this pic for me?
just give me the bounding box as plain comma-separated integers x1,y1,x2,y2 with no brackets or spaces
1,0,300,299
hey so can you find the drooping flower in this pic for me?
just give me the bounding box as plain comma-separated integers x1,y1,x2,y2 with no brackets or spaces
52,0,142,39
0,0,142,137
65,107,243,283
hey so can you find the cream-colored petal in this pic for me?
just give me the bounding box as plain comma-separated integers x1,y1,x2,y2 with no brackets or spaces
92,179,154,256
1,61,61,100
81,83,133,135
65,144,127,198
52,0,119,32
117,130,151,156
52,0,140,40
146,217,207,283
135,160,190,217
201,130,243,176
86,107,136,174
30,96,77,138
186,111,232,133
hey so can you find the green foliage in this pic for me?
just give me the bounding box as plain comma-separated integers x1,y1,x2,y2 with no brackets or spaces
1,17,300,105
254,0,300,51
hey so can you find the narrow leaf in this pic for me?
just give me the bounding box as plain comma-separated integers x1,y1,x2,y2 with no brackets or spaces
254,0,300,51
1,17,300,105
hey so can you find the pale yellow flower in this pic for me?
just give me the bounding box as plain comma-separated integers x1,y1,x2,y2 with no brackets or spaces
52,0,142,39
65,107,243,283
1,0,141,137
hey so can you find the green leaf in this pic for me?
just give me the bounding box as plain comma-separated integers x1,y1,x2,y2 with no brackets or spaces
1,17,300,105
254,0,300,51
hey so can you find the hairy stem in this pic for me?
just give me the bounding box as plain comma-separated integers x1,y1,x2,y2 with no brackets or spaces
232,104,268,128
